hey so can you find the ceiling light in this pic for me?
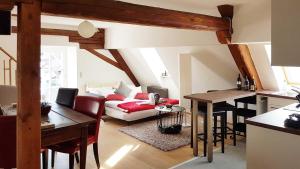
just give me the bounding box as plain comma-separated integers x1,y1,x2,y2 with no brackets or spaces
78,20,97,38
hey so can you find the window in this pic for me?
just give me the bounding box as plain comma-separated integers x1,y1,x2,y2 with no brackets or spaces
264,44,300,89
282,67,300,85
41,46,77,102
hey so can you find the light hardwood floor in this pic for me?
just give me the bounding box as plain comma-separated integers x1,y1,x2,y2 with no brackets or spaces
49,116,236,169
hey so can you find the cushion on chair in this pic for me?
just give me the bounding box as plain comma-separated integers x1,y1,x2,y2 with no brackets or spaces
56,88,79,108
48,135,96,154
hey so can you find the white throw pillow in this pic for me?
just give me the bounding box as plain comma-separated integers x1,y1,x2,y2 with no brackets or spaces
128,86,142,98
114,81,132,98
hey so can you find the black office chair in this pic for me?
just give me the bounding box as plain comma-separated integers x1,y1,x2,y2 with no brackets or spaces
233,96,256,146
56,88,79,108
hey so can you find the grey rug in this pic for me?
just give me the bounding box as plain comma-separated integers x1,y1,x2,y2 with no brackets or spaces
171,142,246,169
119,119,191,151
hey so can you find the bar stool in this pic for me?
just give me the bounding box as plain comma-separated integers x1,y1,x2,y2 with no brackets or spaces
233,96,256,146
197,107,226,155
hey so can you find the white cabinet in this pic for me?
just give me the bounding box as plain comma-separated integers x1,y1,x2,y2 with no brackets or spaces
272,0,300,66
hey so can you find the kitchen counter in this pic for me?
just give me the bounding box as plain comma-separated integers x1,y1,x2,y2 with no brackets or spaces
246,103,300,136
256,90,297,100
246,103,300,169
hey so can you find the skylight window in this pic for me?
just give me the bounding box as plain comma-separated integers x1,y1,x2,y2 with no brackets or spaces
264,44,300,89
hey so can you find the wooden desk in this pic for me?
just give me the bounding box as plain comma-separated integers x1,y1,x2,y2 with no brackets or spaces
184,89,255,162
3,104,96,169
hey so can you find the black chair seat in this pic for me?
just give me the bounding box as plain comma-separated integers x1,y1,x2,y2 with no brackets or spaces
234,96,256,105
198,103,235,113
236,108,256,118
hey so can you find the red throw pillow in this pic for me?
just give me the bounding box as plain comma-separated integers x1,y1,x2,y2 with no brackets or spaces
134,93,149,100
106,94,125,101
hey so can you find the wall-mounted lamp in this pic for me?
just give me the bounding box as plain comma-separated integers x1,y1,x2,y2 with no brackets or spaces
78,20,98,38
161,70,168,78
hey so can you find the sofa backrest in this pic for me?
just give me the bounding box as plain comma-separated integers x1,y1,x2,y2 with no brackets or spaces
0,85,17,105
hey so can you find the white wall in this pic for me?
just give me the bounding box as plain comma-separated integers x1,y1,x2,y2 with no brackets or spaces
0,34,132,94
119,45,239,101
190,45,239,93
232,0,271,44
77,49,132,93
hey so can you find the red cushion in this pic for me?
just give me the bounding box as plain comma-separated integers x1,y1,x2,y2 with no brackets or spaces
106,94,125,101
134,93,149,100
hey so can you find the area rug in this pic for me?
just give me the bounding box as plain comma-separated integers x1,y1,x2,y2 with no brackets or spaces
119,116,191,151
170,142,246,169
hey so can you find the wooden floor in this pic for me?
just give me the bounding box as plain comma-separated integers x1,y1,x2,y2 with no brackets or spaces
49,116,237,169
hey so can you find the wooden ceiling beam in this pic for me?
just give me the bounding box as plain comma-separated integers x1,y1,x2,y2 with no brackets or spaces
40,0,230,31
0,0,14,10
217,5,263,90
109,49,140,87
12,26,105,49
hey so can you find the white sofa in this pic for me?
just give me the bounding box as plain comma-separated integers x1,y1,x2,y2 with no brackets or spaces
0,85,17,105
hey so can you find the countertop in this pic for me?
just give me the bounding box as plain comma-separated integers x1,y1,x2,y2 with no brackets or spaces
246,103,300,136
256,90,297,100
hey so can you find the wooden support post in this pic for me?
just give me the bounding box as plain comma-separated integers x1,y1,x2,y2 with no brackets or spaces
17,0,41,169
3,60,6,85
9,58,12,85
109,49,140,87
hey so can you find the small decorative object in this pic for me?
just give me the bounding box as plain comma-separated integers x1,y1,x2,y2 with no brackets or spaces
165,104,173,109
41,102,51,115
11,103,17,108
284,113,300,129
78,20,98,38
236,74,242,90
154,93,160,105
161,70,168,78
244,75,250,91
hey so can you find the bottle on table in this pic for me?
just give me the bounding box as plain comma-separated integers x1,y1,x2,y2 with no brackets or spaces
250,76,256,91
237,74,242,90
244,75,250,91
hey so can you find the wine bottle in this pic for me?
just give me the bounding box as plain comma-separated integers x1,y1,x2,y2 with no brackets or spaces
250,76,256,91
237,74,242,90
244,75,250,91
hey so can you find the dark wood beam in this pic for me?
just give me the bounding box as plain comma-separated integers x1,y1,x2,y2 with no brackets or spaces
84,48,122,70
0,0,14,10
217,5,263,90
228,44,263,90
41,0,230,31
17,0,41,168
109,49,140,87
12,26,105,49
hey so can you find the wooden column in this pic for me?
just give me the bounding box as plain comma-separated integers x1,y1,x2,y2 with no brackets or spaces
17,0,41,169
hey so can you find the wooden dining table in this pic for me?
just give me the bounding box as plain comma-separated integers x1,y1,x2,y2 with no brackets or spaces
184,89,256,162
3,103,96,169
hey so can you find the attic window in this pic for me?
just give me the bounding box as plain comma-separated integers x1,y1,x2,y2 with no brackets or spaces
265,44,300,88
282,67,300,86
